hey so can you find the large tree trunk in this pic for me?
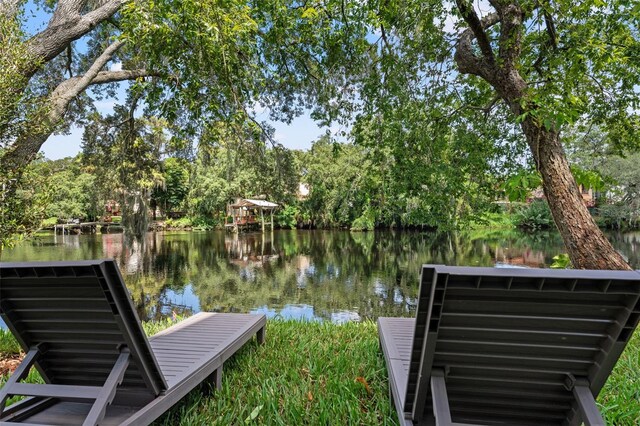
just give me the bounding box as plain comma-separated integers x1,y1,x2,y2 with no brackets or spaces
521,120,631,270
453,1,631,270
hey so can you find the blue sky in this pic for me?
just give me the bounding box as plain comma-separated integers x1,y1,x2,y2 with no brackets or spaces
41,108,340,160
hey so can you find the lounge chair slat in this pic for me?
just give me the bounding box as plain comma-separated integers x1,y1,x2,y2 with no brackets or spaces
379,265,640,425
7,383,101,400
0,260,266,426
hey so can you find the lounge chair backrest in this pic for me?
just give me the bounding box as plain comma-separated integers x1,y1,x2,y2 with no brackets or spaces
407,265,640,425
0,260,167,398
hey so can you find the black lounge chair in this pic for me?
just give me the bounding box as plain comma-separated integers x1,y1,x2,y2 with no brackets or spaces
0,260,266,425
378,265,640,426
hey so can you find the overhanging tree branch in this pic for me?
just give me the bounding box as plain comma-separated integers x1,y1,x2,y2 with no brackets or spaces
51,0,88,24
90,69,158,85
0,40,155,174
22,0,127,84
51,40,125,107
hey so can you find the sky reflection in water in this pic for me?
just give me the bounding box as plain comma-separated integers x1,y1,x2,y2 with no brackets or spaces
3,229,639,323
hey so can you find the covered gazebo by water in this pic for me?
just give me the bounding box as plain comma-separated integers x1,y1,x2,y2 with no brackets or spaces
226,198,278,233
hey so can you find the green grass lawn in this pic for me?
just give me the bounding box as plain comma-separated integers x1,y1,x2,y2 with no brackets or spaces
1,319,639,425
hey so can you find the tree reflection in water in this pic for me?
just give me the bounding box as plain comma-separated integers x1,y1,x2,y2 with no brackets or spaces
5,229,638,322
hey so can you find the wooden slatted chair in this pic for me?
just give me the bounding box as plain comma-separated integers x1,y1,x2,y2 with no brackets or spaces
0,260,266,425
378,265,640,426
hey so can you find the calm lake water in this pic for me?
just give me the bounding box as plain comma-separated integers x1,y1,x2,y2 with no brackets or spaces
2,229,639,323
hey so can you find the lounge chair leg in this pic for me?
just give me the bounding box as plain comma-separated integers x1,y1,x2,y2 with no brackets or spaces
572,380,605,426
257,326,266,345
0,346,42,417
430,370,453,426
82,349,130,426
212,365,223,391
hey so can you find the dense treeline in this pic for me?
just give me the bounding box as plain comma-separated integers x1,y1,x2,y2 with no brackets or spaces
13,112,504,232
13,124,640,234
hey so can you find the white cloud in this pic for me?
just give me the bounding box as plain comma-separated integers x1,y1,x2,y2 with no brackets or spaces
251,101,267,115
110,62,123,72
94,100,117,113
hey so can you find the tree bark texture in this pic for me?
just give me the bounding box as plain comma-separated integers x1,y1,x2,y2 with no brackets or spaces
453,1,631,270
520,120,631,270
0,0,20,19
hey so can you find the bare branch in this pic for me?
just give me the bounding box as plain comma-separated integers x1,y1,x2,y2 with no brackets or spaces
90,69,158,85
26,0,125,70
51,40,125,106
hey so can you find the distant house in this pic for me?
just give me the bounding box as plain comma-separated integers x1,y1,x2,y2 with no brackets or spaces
529,185,595,207
103,200,121,222
578,185,596,207
297,183,310,200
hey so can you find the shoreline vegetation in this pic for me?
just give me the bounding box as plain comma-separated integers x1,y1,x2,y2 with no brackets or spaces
39,206,639,235
1,318,639,425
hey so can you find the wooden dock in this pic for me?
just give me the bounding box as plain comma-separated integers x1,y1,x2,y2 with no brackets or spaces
54,222,122,235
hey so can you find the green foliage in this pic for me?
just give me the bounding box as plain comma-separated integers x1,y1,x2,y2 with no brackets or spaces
351,205,376,231
153,157,190,216
470,210,517,230
165,217,194,229
596,204,640,231
0,157,54,254
0,11,39,146
566,129,640,230
83,112,172,238
0,328,21,356
275,204,300,229
599,328,640,424
187,128,299,220
502,166,604,204
513,200,554,231
502,171,542,202
300,137,372,228
571,166,606,192
41,217,58,228
550,254,572,269
190,216,219,230
44,158,99,221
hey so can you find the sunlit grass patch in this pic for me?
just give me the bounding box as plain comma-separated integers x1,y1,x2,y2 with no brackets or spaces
154,320,397,425
1,321,639,424
0,328,21,357
599,329,640,425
